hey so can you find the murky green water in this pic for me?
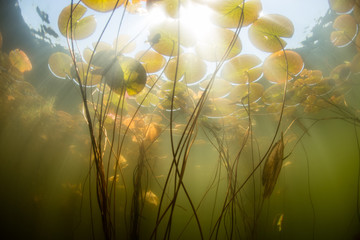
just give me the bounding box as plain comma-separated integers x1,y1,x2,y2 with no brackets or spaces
1,0,360,239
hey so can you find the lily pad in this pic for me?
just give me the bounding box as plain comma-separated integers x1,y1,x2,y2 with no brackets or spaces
221,54,262,84
136,50,166,73
199,75,232,98
82,0,124,12
48,52,73,78
210,0,262,28
248,14,294,52
227,82,264,105
148,20,195,56
9,49,32,73
330,14,358,47
164,52,207,84
58,4,96,40
263,50,304,83
71,62,102,86
329,0,355,13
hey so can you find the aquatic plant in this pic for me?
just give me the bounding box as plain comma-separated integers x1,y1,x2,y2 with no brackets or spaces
45,0,360,239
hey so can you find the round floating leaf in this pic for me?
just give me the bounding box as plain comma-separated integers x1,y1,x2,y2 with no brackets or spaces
9,49,32,73
83,47,93,64
164,52,207,84
136,50,166,73
148,21,182,56
92,41,112,52
299,69,323,85
221,54,262,84
58,4,96,40
309,78,334,96
118,56,147,96
196,27,242,62
330,14,358,47
248,14,294,52
158,81,190,110
113,35,136,54
262,82,305,106
82,0,124,12
210,0,262,28
203,98,236,118
71,62,102,86
329,0,355,13
135,88,159,107
228,82,264,105
263,50,304,83
48,52,73,78
199,76,232,98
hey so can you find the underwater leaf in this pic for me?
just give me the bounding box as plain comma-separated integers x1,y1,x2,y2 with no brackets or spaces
148,21,182,56
330,14,358,47
196,27,242,62
262,82,305,106
82,0,124,12
262,132,284,198
158,81,190,110
71,62,102,86
199,76,232,98
118,56,147,96
299,69,323,85
58,4,97,40
248,14,294,52
113,35,137,54
210,0,262,28
136,50,166,73
227,82,264,105
351,53,360,73
164,52,207,84
135,88,159,107
48,52,73,78
329,0,355,13
221,54,262,84
83,47,93,64
203,98,237,118
92,41,112,52
263,50,304,83
9,49,32,73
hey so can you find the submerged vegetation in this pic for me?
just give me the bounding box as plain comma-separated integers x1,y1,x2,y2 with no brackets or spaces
2,0,360,239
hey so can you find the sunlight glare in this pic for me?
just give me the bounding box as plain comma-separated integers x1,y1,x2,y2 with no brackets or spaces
179,2,213,41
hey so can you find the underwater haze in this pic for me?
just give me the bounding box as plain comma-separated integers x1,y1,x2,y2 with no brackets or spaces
0,0,360,239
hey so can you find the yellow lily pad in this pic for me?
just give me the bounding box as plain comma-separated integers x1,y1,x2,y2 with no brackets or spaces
248,14,294,52
81,0,124,12
71,62,102,86
221,54,262,84
210,0,262,28
58,4,96,40
228,82,264,105
136,50,166,73
9,49,32,73
329,0,355,13
330,14,358,47
48,52,73,78
164,52,207,84
199,76,232,98
263,50,303,83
